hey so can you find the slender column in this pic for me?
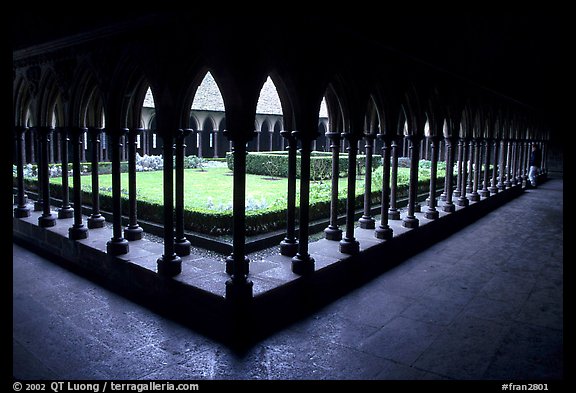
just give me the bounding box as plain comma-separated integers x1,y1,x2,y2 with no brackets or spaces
213,131,219,158
442,137,456,213
509,140,517,186
489,139,500,194
454,138,463,198
225,132,253,302
457,138,470,207
375,135,393,239
29,128,36,164
292,130,317,272
439,137,449,202
541,141,548,174
174,129,191,256
388,137,401,220
106,128,129,256
87,128,105,228
425,136,439,219
279,130,299,255
36,127,56,227
522,141,530,183
402,135,421,228
124,128,144,241
68,127,88,240
57,127,74,218
14,126,31,218
466,140,474,193
480,138,492,197
504,139,513,188
339,132,361,254
359,133,376,229
324,131,343,241
469,138,481,201
516,140,524,185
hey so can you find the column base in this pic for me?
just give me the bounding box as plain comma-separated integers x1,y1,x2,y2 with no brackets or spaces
358,216,376,229
443,203,455,213
424,209,439,220
479,189,490,198
439,193,447,202
291,253,315,275
38,214,56,228
425,197,431,207
124,225,144,241
88,214,106,229
453,190,461,198
174,238,191,256
13,206,31,218
402,216,419,228
414,203,421,213
489,186,499,194
157,253,182,276
280,238,299,256
34,201,43,211
374,225,393,240
339,237,360,255
504,181,512,189
457,197,469,207
388,209,400,220
226,255,250,275
107,238,129,256
469,192,480,202
324,226,342,241
69,225,89,240
225,278,253,304
58,207,74,219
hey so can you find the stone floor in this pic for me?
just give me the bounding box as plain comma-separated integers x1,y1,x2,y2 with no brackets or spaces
12,179,564,381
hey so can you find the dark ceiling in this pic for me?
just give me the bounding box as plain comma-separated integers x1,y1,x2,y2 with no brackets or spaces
11,12,568,141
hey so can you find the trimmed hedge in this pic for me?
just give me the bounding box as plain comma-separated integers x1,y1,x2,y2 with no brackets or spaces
227,151,382,180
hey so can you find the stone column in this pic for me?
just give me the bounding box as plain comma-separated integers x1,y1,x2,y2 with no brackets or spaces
522,141,530,183
439,137,449,202
87,128,105,228
469,138,481,202
457,138,470,207
425,136,439,219
106,128,129,256
279,130,299,256
124,128,144,241
68,127,88,240
480,138,492,198
56,127,74,219
402,134,422,228
359,133,376,229
225,131,253,303
454,138,463,198
292,130,317,272
324,131,343,241
339,132,361,254
489,138,500,194
504,139,513,188
36,126,56,227
213,130,219,158
466,140,474,194
442,137,456,213
375,135,393,240
174,129,192,256
13,126,30,218
388,137,401,220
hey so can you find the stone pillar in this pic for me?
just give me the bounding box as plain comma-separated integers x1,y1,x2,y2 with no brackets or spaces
106,128,129,256
292,130,317,272
56,127,74,219
402,135,421,228
504,139,513,188
516,140,524,185
213,130,219,158
359,133,376,229
425,136,439,219
469,138,482,202
375,135,393,239
457,138,469,207
454,138,463,198
87,128,105,228
279,130,299,256
68,127,89,240
324,131,343,241
124,128,144,241
174,129,192,256
225,132,253,303
36,126,56,227
442,137,456,213
489,139,500,194
480,138,492,198
466,140,474,193
439,137,449,202
388,137,401,220
522,141,530,183
339,132,361,254
13,126,31,218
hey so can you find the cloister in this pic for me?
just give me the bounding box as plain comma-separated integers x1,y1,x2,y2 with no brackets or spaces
12,16,552,341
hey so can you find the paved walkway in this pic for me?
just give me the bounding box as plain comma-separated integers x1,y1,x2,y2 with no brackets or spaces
12,179,564,381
